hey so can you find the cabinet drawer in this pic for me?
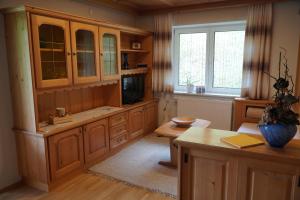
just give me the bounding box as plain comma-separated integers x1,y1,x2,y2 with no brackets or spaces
109,112,128,127
110,134,128,149
110,123,127,139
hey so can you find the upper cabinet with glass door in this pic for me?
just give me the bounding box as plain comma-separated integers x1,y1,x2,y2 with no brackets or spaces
31,15,72,89
70,22,100,84
99,27,121,81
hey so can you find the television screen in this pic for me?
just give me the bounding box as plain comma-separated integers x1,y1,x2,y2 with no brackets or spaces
122,74,145,104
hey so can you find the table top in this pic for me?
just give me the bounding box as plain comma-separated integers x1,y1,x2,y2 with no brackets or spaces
155,119,211,138
175,127,300,165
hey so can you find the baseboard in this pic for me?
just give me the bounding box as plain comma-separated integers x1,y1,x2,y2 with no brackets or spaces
0,180,23,193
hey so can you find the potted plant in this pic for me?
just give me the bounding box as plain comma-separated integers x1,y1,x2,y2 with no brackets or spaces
185,72,196,93
259,49,299,148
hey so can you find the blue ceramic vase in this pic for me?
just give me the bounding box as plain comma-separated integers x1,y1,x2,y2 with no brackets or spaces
259,124,297,148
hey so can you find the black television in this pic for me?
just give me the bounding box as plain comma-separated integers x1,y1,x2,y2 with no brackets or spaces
121,74,145,104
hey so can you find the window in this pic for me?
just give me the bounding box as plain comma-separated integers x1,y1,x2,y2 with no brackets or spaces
173,22,246,95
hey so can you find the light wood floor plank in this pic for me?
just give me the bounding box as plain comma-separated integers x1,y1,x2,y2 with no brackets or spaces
0,173,174,200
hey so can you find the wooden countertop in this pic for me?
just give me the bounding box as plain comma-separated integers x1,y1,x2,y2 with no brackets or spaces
175,127,300,165
37,99,158,137
38,106,124,136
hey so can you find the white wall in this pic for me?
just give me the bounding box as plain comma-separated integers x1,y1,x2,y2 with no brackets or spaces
136,1,300,129
0,14,20,190
0,0,136,190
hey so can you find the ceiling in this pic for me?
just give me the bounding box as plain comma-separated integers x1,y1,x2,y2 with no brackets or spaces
89,0,282,15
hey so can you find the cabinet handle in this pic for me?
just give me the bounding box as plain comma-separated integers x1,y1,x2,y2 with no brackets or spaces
67,52,71,56
100,52,103,56
72,52,76,56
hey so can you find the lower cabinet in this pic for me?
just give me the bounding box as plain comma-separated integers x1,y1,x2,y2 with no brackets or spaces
128,106,144,139
179,148,300,200
144,102,158,134
83,119,109,165
237,159,300,200
48,127,84,181
180,149,237,200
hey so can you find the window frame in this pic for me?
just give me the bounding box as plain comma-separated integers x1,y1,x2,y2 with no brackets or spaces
173,21,246,95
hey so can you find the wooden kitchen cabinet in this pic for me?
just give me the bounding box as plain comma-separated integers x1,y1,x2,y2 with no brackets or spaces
48,127,84,181
83,119,109,165
144,102,158,134
176,128,300,200
70,22,100,84
237,158,300,200
31,15,73,88
180,148,238,200
128,106,144,139
99,27,121,81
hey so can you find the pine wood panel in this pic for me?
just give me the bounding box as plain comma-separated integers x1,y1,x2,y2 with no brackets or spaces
48,128,84,181
15,131,49,191
4,11,37,131
83,119,109,165
237,158,300,200
144,102,158,134
37,85,120,122
128,106,144,139
180,149,238,200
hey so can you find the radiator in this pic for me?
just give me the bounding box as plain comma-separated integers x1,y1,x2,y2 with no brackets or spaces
176,96,233,130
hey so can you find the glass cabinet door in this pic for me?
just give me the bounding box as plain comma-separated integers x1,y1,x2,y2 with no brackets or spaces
100,27,121,80
71,22,100,84
31,15,72,88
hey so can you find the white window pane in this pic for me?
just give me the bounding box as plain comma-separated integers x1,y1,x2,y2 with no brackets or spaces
179,33,206,86
213,31,245,88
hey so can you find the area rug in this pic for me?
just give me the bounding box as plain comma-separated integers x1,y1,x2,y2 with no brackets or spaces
89,134,177,197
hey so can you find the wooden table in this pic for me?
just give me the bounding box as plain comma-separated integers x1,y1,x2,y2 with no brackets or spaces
155,119,211,168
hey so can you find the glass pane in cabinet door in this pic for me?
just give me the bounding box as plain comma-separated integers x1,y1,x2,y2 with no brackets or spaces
103,33,117,76
39,24,67,80
75,30,96,77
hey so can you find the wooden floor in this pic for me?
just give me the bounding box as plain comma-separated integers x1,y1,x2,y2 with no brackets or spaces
0,173,175,200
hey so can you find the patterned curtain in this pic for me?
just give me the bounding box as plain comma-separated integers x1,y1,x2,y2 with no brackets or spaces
241,3,273,99
153,13,173,93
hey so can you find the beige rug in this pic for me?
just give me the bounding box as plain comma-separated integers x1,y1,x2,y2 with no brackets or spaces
89,134,177,197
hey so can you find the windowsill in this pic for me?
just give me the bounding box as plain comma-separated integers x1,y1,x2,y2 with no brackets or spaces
174,90,240,99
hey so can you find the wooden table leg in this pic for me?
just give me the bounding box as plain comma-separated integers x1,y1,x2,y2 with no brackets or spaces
158,137,177,168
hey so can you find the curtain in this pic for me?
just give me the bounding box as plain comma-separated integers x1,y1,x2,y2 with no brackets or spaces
241,3,273,99
153,13,173,93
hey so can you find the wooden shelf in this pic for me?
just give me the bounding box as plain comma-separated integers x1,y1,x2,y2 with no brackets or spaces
121,49,149,53
40,48,64,52
121,68,148,75
77,50,95,53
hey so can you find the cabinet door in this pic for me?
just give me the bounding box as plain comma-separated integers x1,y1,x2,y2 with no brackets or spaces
144,103,158,134
83,119,109,164
31,15,72,88
70,22,100,84
180,149,238,200
48,128,84,181
237,158,300,200
128,106,144,139
99,27,121,81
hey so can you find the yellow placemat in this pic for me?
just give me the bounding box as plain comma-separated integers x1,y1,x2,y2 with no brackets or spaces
221,134,264,149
